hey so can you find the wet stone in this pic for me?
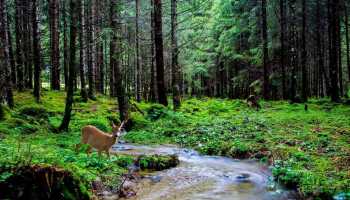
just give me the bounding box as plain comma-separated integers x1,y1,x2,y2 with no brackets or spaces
236,173,251,182
149,175,162,183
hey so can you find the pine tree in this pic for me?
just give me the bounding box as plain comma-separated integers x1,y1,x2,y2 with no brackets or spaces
153,0,168,106
60,0,78,131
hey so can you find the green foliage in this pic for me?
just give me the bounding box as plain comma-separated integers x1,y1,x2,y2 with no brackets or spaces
229,140,251,158
146,104,168,121
139,155,179,171
18,105,49,120
106,114,120,125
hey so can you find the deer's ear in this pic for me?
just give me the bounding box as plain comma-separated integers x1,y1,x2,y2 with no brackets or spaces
112,123,117,129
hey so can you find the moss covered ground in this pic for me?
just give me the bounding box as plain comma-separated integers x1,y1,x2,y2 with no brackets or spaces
0,91,349,199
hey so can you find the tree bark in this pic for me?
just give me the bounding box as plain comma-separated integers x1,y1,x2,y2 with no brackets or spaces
0,0,14,108
153,0,168,106
338,20,343,96
135,0,141,102
15,0,24,91
316,0,329,96
93,0,103,93
289,0,298,102
345,2,350,83
301,0,308,102
96,0,104,94
7,13,16,87
328,0,341,102
279,0,286,99
171,0,180,110
63,0,69,90
49,0,60,90
110,0,129,121
149,0,157,102
79,0,87,102
261,0,269,99
23,0,33,89
32,0,42,102
60,0,78,131
87,0,95,99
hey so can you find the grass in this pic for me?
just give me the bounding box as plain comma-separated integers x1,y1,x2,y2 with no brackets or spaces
0,91,349,199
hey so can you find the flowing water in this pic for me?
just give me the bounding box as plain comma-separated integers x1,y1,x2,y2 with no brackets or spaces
112,144,298,200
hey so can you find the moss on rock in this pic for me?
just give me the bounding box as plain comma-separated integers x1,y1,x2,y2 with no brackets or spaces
139,155,179,171
0,165,90,200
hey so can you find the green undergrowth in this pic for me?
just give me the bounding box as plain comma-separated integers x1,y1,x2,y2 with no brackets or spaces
0,91,349,199
0,91,177,199
125,98,350,199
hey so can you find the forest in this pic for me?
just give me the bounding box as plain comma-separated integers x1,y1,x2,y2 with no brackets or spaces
0,0,349,199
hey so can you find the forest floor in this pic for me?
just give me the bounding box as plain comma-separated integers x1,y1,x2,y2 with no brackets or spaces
0,91,349,199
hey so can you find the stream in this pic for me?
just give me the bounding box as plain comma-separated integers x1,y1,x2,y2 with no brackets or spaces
111,144,298,200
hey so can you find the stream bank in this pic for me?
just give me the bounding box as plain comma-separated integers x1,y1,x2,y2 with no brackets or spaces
109,143,299,200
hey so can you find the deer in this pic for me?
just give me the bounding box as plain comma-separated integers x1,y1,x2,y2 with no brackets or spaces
76,120,128,158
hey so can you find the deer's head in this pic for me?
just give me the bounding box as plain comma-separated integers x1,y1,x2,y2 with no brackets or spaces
112,120,128,137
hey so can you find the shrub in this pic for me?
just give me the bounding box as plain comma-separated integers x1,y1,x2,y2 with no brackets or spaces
146,104,167,121
106,114,120,125
229,141,251,158
17,123,39,135
199,140,223,155
18,105,49,120
7,118,26,128
139,155,179,171
272,166,301,189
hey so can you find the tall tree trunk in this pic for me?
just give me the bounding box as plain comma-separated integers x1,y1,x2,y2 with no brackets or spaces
301,0,308,102
97,0,104,94
135,0,141,102
79,0,87,102
32,0,42,102
49,0,60,90
316,0,329,96
23,0,33,89
0,0,14,108
261,0,269,99
60,0,78,131
63,0,69,90
15,0,24,91
280,0,286,99
109,48,115,97
153,0,168,106
110,0,129,121
345,2,350,84
149,0,157,102
171,0,180,110
93,0,102,93
289,0,298,101
338,23,343,96
7,13,16,87
87,0,95,99
328,0,341,102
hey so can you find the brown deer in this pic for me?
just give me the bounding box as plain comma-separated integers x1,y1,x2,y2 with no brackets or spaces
76,120,127,157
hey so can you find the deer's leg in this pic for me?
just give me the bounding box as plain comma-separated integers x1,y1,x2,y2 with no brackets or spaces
105,149,110,159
